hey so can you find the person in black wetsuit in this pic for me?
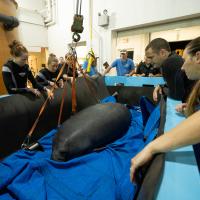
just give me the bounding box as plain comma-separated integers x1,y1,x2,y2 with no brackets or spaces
145,38,196,102
136,57,161,77
36,54,64,88
62,52,78,82
58,56,65,69
2,40,52,97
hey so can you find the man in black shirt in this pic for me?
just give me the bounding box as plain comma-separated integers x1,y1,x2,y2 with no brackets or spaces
136,57,161,77
145,38,195,101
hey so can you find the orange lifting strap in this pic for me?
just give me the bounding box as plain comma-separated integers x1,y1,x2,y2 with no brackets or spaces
21,62,66,148
58,80,67,126
71,56,77,114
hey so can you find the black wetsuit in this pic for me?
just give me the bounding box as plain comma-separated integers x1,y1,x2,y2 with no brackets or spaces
36,68,62,86
2,60,44,94
136,62,160,76
160,53,196,101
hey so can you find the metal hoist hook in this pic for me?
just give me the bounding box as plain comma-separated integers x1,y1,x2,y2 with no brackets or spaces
71,0,84,42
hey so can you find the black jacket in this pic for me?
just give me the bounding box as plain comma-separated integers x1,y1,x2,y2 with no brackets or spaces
36,68,62,86
2,60,44,94
161,53,196,101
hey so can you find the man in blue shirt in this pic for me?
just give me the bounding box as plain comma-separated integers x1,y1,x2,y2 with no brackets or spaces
103,49,135,76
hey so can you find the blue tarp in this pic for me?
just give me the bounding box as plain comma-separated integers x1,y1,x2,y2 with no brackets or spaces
0,98,160,200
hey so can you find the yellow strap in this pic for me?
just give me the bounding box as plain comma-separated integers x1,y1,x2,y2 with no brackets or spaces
86,57,92,72
86,48,96,72
88,0,94,73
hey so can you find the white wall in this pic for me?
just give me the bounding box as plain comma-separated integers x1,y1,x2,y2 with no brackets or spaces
16,0,45,10
47,0,75,56
151,26,200,41
95,0,200,30
16,0,48,52
92,0,200,63
47,0,200,72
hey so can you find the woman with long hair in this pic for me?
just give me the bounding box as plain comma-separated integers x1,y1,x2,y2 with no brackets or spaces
36,54,64,88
